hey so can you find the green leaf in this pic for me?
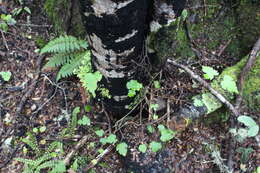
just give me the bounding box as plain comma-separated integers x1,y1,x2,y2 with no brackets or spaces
153,81,161,89
202,66,219,80
116,142,128,156
193,97,204,107
147,125,155,133
150,104,159,111
220,75,238,94
106,134,117,144
77,115,91,126
39,126,46,133
33,128,39,133
84,105,92,112
100,134,117,144
23,7,31,14
238,115,259,137
158,125,176,142
84,71,102,97
71,159,79,171
149,141,162,152
95,129,105,137
126,80,143,97
181,9,188,20
0,71,12,81
98,148,104,154
138,144,147,153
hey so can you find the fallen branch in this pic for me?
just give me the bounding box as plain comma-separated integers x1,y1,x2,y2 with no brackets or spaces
64,135,90,165
167,59,239,116
82,144,115,172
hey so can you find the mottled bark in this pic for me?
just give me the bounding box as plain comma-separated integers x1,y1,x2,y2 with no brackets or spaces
79,0,149,114
79,0,186,114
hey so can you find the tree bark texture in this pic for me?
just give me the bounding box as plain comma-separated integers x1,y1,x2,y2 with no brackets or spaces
79,0,186,114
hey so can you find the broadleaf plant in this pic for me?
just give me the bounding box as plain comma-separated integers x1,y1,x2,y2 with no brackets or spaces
202,66,219,80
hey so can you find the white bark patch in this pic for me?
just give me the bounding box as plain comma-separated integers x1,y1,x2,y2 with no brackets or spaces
91,0,134,17
115,30,138,43
113,95,128,102
90,34,135,70
94,61,135,78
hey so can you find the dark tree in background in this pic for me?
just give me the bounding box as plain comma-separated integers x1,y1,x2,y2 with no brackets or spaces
79,0,186,114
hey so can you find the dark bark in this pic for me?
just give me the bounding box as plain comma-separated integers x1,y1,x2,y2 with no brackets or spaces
80,0,149,114
79,0,186,115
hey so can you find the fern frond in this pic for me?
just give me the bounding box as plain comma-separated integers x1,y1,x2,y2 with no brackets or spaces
33,152,56,167
46,141,63,154
37,160,65,173
22,133,40,155
56,52,84,81
40,35,88,54
43,53,72,68
15,158,38,166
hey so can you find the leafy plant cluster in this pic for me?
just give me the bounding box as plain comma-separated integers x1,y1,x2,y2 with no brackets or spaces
0,71,12,81
0,14,16,32
40,35,104,97
16,132,65,173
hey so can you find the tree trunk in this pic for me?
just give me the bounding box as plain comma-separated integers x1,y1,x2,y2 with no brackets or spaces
79,0,149,114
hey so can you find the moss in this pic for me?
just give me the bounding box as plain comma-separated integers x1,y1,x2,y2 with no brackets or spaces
44,0,85,37
243,54,260,112
198,54,260,114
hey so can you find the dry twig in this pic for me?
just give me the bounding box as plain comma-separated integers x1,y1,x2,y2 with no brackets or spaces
64,135,90,165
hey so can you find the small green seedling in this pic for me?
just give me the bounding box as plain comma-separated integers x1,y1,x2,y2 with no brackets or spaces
77,115,91,126
100,134,117,144
138,144,147,153
116,142,128,156
95,129,105,137
147,125,155,133
149,141,162,152
202,66,219,80
126,80,143,97
0,71,12,81
153,81,161,89
158,124,176,142
229,115,259,142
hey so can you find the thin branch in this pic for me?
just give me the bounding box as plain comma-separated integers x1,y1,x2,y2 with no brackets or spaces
83,144,115,172
64,135,90,165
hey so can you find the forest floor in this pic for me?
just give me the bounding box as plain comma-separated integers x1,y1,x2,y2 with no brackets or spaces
0,1,259,173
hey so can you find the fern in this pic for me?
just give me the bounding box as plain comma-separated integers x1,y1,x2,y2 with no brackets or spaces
40,35,90,81
56,52,86,80
22,132,40,156
40,35,87,54
43,53,72,68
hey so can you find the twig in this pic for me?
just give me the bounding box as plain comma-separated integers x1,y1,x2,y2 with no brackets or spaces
82,144,115,172
0,29,9,51
16,23,52,28
64,135,89,165
167,59,239,116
